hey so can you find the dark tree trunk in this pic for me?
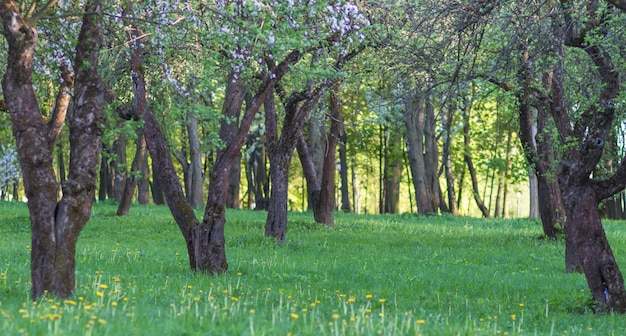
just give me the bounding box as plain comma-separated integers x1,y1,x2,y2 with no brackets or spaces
442,103,458,215
150,154,166,205
1,0,104,299
130,34,198,270
245,129,269,210
113,134,127,201
266,82,336,240
116,131,147,215
314,84,342,226
554,0,626,311
404,91,435,214
98,144,109,202
424,96,444,213
186,112,204,208
339,128,351,212
137,152,150,204
383,128,402,214
226,151,242,208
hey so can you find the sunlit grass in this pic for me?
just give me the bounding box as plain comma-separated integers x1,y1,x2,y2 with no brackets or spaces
1,201,625,335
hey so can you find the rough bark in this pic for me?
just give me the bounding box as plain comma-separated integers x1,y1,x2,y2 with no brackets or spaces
555,0,626,312
1,0,104,299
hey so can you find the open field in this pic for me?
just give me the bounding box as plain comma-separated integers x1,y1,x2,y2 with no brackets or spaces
1,201,626,335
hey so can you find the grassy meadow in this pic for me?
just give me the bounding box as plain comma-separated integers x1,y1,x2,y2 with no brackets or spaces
1,201,626,335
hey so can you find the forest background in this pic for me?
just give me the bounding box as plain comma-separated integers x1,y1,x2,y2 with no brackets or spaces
2,0,626,312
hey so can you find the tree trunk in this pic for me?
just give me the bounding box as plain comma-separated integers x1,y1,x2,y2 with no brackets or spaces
424,96,444,212
150,153,166,205
404,91,435,214
442,103,458,215
186,112,204,208
383,128,402,214
339,128,351,212
226,151,242,208
554,0,626,311
137,152,150,204
113,134,127,201
1,0,104,299
116,131,147,215
314,84,342,226
266,82,336,240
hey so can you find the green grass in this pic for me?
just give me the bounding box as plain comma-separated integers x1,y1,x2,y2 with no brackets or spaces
1,201,625,335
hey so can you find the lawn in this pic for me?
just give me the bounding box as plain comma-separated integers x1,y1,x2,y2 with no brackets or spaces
1,201,625,335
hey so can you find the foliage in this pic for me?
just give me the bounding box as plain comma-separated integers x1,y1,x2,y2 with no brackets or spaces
2,202,626,334
0,145,20,194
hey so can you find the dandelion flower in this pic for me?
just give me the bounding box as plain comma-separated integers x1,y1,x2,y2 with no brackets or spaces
511,314,516,321
290,313,299,319
365,294,372,300
379,298,386,304
417,319,426,325
332,313,340,320
96,291,103,297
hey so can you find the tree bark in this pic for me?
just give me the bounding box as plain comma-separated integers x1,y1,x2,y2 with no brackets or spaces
404,91,435,214
226,151,242,208
555,0,626,311
137,152,150,204
186,112,204,208
266,82,336,240
116,131,147,215
339,127,351,212
442,102,458,215
1,0,104,299
383,127,402,214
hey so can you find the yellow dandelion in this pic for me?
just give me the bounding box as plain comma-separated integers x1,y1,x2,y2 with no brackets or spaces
417,319,426,325
365,294,372,300
379,298,386,304
99,284,108,289
231,297,239,302
237,272,242,276
194,297,200,302
511,314,516,321
96,291,103,297
187,285,192,289
249,309,255,315
98,319,106,325
64,300,77,306
347,297,355,303
332,313,340,320
290,313,299,319
519,303,524,307
222,289,229,294
112,302,118,307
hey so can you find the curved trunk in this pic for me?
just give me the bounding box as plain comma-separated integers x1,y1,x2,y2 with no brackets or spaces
561,182,626,312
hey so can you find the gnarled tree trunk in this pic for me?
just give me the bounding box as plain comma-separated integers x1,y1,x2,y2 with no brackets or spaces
1,0,104,299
